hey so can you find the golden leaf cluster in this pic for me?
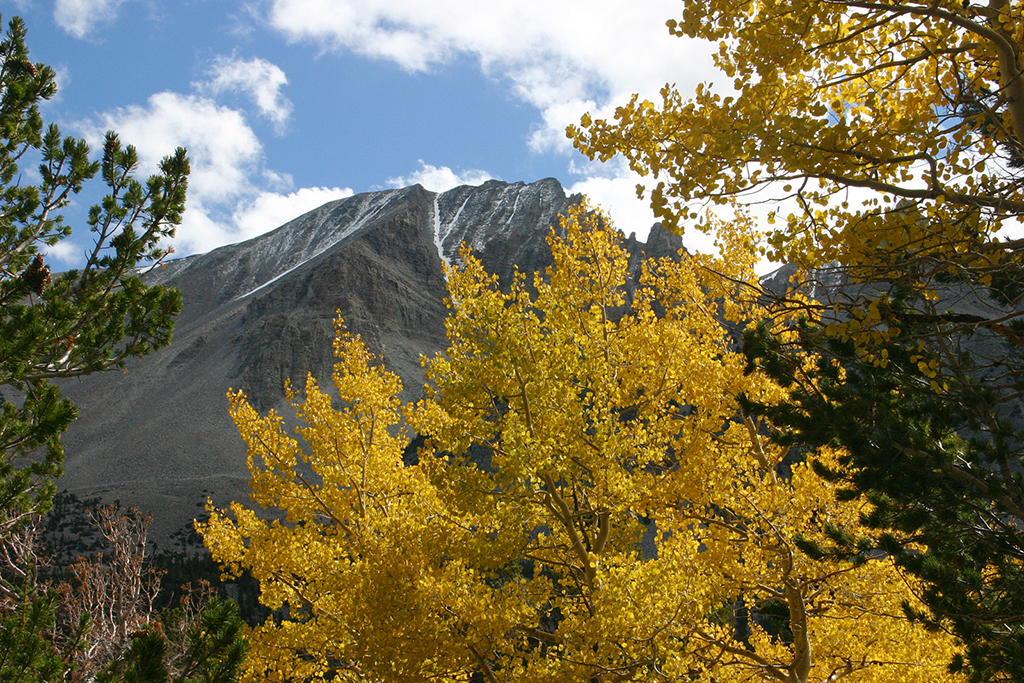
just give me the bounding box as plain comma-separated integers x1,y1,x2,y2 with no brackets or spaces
200,202,965,682
570,0,1024,289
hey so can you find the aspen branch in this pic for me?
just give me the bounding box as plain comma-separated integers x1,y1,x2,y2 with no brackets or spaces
514,366,536,439
742,411,774,473
690,626,790,683
786,579,813,683
468,643,501,683
540,472,596,589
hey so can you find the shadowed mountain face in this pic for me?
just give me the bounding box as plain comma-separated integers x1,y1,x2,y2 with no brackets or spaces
57,179,682,542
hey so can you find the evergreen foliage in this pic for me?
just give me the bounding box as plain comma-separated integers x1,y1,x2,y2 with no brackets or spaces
741,297,1024,681
96,596,247,683
0,13,187,544
0,13,216,681
0,582,73,683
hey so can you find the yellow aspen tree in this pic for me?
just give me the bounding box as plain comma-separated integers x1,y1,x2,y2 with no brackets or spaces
200,325,532,682
569,6,1024,678
201,202,965,682
570,0,1024,283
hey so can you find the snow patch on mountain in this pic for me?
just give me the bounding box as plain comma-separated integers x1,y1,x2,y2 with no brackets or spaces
234,188,402,300
431,193,451,270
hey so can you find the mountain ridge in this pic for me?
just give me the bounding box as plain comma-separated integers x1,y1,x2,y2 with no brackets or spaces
57,178,682,542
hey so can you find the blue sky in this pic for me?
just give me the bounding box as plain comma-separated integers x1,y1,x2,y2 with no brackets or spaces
11,0,724,264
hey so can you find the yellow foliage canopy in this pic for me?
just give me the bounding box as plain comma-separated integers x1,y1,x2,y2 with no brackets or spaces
200,203,964,682
570,0,1024,284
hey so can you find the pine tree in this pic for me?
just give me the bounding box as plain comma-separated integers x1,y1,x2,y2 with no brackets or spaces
96,596,247,683
741,298,1024,681
0,13,190,681
0,11,186,561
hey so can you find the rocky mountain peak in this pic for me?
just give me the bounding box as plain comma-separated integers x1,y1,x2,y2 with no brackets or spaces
58,178,679,542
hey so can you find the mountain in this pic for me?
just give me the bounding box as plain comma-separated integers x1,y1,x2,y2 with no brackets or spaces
56,179,683,542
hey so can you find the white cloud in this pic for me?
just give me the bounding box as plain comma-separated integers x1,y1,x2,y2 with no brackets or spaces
44,238,80,265
54,0,129,38
86,92,262,205
51,64,71,95
386,161,495,193
266,0,714,153
568,159,780,273
202,56,293,131
231,186,354,240
172,206,233,256
261,0,769,269
568,167,656,242
78,91,344,255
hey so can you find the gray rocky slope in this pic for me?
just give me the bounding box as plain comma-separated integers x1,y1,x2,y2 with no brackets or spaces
57,179,682,542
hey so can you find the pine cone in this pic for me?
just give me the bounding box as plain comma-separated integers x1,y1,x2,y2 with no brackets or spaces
22,254,51,295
